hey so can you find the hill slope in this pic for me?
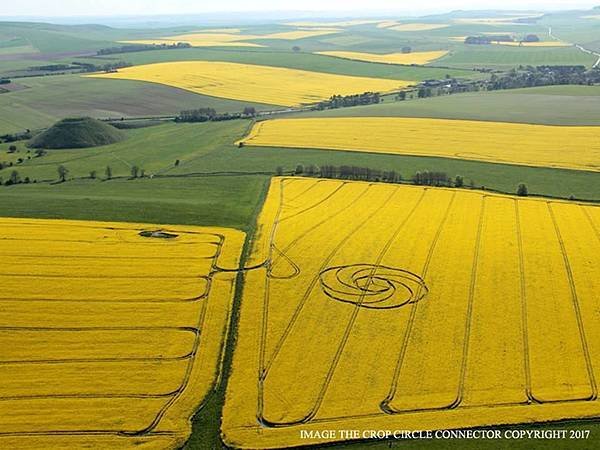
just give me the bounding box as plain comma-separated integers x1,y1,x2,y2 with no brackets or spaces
29,117,126,149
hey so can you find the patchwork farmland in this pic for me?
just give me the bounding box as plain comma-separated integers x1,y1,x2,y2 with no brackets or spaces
0,4,599,449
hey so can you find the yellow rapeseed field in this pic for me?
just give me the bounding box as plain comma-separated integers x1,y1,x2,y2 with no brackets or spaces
240,117,600,172
0,218,244,450
285,20,383,27
90,62,409,107
387,23,450,31
377,20,401,28
222,177,600,448
123,33,265,48
123,29,340,48
317,50,449,65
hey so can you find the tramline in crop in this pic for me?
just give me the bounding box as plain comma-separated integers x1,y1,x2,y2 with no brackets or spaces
0,218,244,449
223,177,600,448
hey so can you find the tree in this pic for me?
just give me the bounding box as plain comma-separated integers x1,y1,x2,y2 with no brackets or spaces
8,145,17,153
418,87,432,98
295,164,304,175
6,170,20,185
292,46,301,52
34,149,47,158
401,46,412,54
89,170,97,179
455,175,464,188
517,183,528,197
57,165,69,182
130,165,139,179
243,106,257,117
174,159,180,167
105,165,112,180
275,166,284,176
396,91,407,101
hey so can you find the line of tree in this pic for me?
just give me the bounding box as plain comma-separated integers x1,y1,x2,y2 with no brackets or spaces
175,107,257,123
97,42,191,56
286,164,467,187
72,61,133,73
1,170,34,186
465,34,539,45
408,65,600,102
487,65,600,90
278,165,536,197
0,130,33,143
312,92,381,111
465,35,513,45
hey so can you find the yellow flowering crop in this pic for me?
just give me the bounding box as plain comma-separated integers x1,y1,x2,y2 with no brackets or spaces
223,177,600,448
317,50,449,65
122,28,340,48
387,23,450,31
0,218,244,450
285,20,383,27
241,117,600,172
91,62,409,107
123,33,265,48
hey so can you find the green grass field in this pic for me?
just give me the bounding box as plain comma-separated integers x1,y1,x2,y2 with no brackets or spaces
441,45,596,68
296,85,600,125
0,74,274,134
1,120,598,226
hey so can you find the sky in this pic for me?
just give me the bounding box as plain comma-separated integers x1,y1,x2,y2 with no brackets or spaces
0,0,598,17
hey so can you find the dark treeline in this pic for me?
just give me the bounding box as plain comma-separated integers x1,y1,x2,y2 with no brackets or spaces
410,65,600,101
312,92,381,110
27,61,132,75
487,65,600,90
73,61,132,73
465,35,513,45
288,164,469,189
97,42,191,56
0,130,33,143
465,34,539,45
30,64,74,72
317,164,401,183
176,107,256,123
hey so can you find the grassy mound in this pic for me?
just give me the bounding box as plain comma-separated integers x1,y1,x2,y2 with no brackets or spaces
29,117,126,149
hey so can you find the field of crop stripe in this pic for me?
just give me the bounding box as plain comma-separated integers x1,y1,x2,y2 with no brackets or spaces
381,191,456,413
548,203,598,401
0,221,243,446
298,187,427,422
259,183,400,425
